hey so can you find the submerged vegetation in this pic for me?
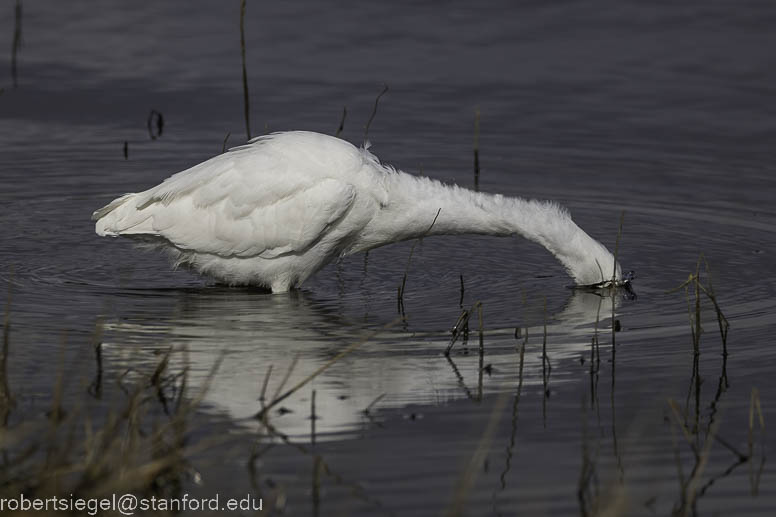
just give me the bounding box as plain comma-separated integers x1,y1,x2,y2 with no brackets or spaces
11,0,23,89
0,320,229,514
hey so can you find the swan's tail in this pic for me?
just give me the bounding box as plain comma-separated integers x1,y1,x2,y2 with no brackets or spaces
92,193,144,236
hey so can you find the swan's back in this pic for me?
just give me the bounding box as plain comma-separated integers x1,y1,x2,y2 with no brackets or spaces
93,132,374,274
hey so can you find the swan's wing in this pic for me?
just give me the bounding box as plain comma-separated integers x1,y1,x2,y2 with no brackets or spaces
94,149,357,259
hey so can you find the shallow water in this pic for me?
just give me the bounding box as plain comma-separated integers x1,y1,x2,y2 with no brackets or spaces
1,0,775,515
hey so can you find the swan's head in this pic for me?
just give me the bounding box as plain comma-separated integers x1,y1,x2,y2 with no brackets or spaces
560,232,633,290
573,248,636,293
585,267,636,290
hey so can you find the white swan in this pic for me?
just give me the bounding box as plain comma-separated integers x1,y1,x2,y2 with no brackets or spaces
93,131,621,292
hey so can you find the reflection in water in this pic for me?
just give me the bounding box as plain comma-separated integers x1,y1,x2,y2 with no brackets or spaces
561,278,769,517
100,288,620,438
668,347,767,515
1,295,11,427
491,333,526,516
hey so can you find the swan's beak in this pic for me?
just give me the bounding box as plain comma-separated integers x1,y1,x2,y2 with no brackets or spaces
577,270,636,298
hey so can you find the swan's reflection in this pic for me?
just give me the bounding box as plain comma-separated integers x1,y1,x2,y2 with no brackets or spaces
101,287,621,439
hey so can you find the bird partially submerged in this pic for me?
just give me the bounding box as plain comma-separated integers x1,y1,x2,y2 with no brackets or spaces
93,131,626,292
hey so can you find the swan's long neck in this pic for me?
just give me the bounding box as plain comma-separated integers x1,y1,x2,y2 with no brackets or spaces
356,170,620,286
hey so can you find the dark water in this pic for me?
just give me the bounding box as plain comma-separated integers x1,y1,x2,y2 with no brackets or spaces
1,1,775,515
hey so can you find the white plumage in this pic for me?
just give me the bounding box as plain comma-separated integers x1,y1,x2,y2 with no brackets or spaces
93,131,621,292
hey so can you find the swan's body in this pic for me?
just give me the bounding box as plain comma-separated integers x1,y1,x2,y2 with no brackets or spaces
93,131,621,292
